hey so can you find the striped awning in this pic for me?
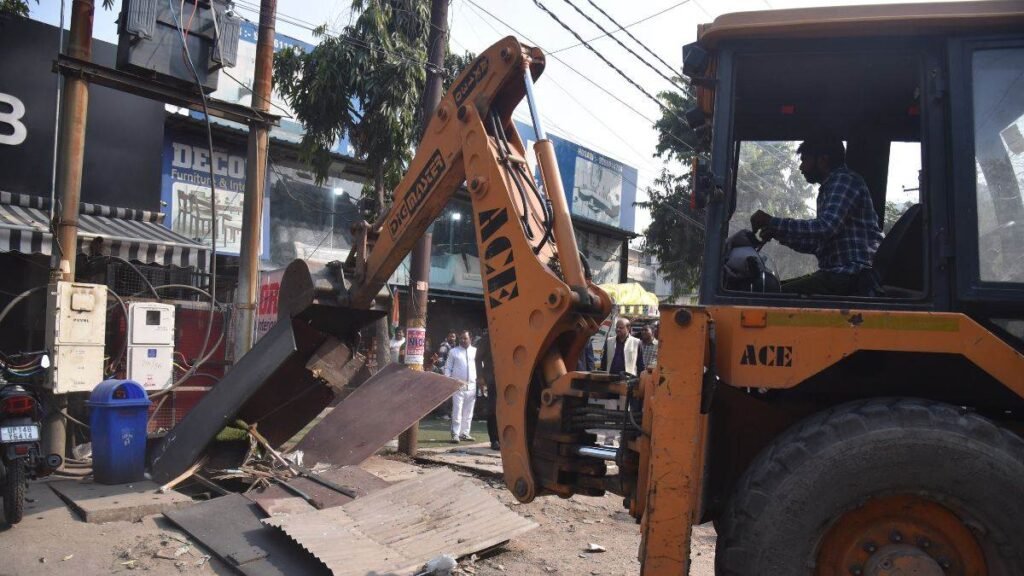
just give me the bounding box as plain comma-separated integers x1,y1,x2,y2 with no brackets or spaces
0,191,208,269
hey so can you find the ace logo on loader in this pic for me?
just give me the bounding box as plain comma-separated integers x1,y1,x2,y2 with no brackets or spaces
740,344,793,367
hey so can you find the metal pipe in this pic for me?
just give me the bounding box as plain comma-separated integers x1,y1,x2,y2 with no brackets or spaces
233,0,276,360
534,139,586,290
49,0,67,239
574,445,618,461
53,0,94,280
523,68,546,141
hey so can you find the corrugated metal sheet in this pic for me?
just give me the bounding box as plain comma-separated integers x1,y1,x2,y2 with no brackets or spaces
265,468,538,576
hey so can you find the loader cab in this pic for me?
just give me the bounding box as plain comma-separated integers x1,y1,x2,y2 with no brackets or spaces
690,3,1024,346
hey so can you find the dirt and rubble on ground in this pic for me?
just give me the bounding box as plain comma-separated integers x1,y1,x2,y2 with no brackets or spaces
3,448,715,576
449,472,714,576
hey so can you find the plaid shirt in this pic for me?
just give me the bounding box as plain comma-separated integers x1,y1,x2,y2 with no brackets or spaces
768,165,882,274
640,340,659,369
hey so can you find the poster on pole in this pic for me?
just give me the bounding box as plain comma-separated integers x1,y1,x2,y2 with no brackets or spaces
404,327,426,366
255,268,285,342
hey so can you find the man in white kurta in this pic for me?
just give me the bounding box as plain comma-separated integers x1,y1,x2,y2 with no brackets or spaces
444,331,477,443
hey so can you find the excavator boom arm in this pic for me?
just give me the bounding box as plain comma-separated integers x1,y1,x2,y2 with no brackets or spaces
343,37,612,501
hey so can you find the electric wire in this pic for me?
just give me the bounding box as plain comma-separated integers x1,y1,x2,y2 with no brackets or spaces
548,0,691,54
463,0,691,157
532,0,677,132
556,0,688,92
168,0,219,390
580,0,683,78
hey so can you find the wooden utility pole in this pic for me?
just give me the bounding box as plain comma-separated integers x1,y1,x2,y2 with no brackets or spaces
233,0,276,362
398,0,449,456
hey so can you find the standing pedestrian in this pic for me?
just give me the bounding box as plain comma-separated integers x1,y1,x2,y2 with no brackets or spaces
437,331,457,366
389,327,406,363
444,331,477,443
600,318,644,375
639,324,659,370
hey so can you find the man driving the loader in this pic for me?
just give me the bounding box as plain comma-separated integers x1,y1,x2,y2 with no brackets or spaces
749,135,883,296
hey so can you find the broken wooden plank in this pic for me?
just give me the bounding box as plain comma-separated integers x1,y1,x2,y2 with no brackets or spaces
253,496,317,518
164,493,328,576
294,363,462,467
265,468,538,576
49,479,192,523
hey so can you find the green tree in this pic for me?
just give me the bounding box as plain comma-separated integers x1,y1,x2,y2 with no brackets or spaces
274,0,474,219
0,0,32,16
1,0,111,17
637,82,703,295
635,169,705,295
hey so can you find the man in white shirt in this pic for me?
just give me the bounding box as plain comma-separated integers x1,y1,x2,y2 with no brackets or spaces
444,331,477,443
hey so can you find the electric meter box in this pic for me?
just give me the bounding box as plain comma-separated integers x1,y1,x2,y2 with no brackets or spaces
129,302,176,345
46,282,108,394
127,302,176,390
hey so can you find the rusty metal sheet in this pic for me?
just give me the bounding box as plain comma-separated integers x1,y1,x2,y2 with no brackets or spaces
294,363,462,467
164,493,328,576
149,320,300,484
265,468,538,576
236,319,334,447
250,466,390,511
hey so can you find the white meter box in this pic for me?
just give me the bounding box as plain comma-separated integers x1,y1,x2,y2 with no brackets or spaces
127,302,176,390
127,346,174,389
46,282,108,394
128,302,176,345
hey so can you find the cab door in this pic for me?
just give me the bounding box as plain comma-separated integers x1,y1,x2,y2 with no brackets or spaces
948,34,1024,347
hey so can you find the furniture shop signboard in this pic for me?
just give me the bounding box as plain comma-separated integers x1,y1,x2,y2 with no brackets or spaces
160,128,270,257
513,120,637,232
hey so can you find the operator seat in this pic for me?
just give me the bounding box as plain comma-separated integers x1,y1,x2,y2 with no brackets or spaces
872,203,924,296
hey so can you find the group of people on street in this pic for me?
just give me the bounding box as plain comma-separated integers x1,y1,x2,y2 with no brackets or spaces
598,319,659,376
388,317,660,451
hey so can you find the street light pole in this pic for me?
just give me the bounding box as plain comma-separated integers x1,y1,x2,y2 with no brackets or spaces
449,211,461,254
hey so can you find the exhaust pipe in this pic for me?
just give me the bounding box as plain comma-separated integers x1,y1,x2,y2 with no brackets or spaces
45,453,63,470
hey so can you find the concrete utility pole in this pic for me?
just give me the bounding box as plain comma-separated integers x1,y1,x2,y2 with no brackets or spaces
233,0,276,362
44,0,95,461
398,0,448,457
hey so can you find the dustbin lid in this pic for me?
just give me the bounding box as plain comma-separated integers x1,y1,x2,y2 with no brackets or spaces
87,379,151,408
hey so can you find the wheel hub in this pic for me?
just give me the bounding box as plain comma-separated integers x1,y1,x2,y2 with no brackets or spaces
864,544,944,576
816,495,986,575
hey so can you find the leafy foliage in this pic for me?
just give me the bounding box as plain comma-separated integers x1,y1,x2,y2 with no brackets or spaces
274,0,431,216
0,0,31,16
1,0,112,17
639,81,704,295
274,0,475,219
635,169,705,295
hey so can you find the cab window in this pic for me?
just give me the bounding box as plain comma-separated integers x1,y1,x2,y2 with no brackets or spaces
725,48,925,297
972,48,1024,284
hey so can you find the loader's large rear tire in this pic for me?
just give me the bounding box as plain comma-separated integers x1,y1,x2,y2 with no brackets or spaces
715,399,1024,575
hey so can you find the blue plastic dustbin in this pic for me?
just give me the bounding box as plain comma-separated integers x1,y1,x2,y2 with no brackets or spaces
88,380,151,485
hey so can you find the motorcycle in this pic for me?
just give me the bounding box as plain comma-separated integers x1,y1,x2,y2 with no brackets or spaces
0,380,62,525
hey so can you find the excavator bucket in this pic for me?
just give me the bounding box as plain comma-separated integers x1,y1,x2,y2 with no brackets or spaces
148,258,426,484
